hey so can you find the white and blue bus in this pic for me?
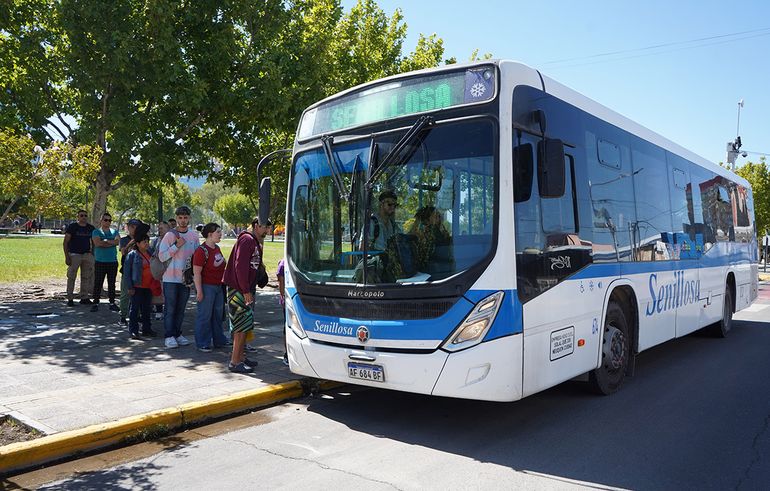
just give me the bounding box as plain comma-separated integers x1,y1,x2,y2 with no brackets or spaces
282,60,759,401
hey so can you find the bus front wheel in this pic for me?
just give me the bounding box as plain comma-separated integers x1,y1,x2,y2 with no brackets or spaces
589,301,630,395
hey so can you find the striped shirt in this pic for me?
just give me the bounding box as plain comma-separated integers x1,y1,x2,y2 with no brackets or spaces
158,228,200,284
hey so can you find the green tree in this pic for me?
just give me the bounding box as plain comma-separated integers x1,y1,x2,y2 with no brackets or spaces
0,129,100,223
222,0,448,227
107,181,194,229
1,0,342,223
214,193,253,229
736,157,770,239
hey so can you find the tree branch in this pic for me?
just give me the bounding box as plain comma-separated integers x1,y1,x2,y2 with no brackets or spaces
98,82,114,152
46,120,68,140
42,84,74,139
55,112,74,135
173,111,206,142
41,126,58,142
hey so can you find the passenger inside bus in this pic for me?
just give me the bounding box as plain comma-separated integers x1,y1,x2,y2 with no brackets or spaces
407,205,455,274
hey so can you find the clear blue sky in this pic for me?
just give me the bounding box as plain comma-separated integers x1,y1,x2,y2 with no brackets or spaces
341,0,770,166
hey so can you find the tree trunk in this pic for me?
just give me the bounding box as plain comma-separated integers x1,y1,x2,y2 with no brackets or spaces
1,196,21,226
91,165,115,225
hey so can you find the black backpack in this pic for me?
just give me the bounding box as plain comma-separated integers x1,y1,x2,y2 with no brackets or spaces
183,245,209,287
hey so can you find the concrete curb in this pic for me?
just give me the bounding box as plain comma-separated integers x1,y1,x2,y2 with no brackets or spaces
0,379,315,475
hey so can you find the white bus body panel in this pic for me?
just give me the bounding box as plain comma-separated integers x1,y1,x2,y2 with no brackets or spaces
287,331,524,402
521,278,606,397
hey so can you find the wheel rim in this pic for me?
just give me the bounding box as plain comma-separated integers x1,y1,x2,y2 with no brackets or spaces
603,324,627,372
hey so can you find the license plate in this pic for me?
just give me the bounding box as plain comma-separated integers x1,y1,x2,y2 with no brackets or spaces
347,362,385,383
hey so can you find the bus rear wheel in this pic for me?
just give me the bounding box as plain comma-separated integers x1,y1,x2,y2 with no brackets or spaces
589,301,630,395
709,287,733,338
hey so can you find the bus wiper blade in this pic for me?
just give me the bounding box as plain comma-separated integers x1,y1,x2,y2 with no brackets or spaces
321,135,347,199
366,115,434,188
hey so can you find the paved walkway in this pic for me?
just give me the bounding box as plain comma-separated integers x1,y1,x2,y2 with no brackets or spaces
0,289,296,435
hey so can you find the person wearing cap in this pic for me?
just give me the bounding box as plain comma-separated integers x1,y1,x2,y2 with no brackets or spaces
118,218,142,323
222,216,272,373
361,190,401,251
63,209,96,306
90,212,121,312
158,205,200,349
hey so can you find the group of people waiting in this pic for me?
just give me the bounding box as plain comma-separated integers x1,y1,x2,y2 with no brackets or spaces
63,206,285,374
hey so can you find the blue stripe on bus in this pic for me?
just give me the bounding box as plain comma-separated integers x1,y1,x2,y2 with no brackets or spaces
290,288,525,343
571,245,755,280
292,293,475,341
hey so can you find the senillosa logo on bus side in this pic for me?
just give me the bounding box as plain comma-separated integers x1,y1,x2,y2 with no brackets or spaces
645,271,701,316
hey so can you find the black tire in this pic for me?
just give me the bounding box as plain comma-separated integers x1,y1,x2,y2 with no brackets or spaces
709,287,733,338
589,301,630,395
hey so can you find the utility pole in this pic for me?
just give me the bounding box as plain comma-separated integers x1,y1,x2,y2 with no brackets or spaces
726,99,746,170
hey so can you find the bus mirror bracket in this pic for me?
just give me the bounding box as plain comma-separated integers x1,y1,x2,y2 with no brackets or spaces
259,177,271,226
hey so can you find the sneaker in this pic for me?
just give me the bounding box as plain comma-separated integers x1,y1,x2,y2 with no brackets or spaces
120,317,127,325
198,346,212,353
130,331,145,341
164,336,179,349
244,357,259,368
79,298,93,305
141,329,158,337
109,304,120,312
283,353,289,366
175,335,191,346
67,299,74,307
228,362,253,374
90,304,99,312
245,344,258,352
154,312,163,320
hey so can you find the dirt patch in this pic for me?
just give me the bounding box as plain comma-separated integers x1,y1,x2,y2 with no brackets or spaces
0,415,42,446
0,278,68,303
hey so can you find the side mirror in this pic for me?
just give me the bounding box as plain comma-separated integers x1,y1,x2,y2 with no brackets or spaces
259,177,271,226
538,138,565,198
513,143,534,202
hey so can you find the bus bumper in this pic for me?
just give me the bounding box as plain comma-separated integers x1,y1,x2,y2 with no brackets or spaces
288,331,523,402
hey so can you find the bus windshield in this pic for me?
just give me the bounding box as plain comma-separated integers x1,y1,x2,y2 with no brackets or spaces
289,118,496,285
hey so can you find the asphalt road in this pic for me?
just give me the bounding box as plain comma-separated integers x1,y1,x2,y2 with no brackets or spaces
23,312,770,490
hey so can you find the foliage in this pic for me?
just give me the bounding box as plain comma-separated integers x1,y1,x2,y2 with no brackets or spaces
107,181,195,228
2,0,448,227
214,193,254,228
735,157,770,238
0,129,100,222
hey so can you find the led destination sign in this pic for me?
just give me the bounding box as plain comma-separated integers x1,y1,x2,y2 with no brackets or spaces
298,66,496,139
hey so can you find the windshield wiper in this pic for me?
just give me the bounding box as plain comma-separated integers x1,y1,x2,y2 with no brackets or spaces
321,135,347,199
365,115,435,188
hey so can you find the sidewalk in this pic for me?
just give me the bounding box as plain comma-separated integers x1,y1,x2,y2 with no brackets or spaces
0,288,297,436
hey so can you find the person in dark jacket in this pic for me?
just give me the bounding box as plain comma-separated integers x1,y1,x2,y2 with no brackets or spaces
123,234,156,339
222,217,271,373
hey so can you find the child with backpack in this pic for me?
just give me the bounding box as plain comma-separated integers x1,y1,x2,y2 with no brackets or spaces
192,223,228,352
123,233,159,339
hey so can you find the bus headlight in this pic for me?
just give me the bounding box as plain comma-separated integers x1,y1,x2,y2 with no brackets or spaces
285,299,306,339
441,291,504,352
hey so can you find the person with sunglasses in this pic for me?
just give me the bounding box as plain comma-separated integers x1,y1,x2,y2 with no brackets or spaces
63,209,96,306
361,190,401,251
90,213,121,312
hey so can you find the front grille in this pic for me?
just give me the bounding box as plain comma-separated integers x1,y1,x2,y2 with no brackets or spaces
299,294,458,320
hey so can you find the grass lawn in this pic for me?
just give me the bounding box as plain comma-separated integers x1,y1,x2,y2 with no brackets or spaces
0,235,286,284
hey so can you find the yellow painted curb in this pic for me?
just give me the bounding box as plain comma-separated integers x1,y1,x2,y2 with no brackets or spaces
0,380,304,475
